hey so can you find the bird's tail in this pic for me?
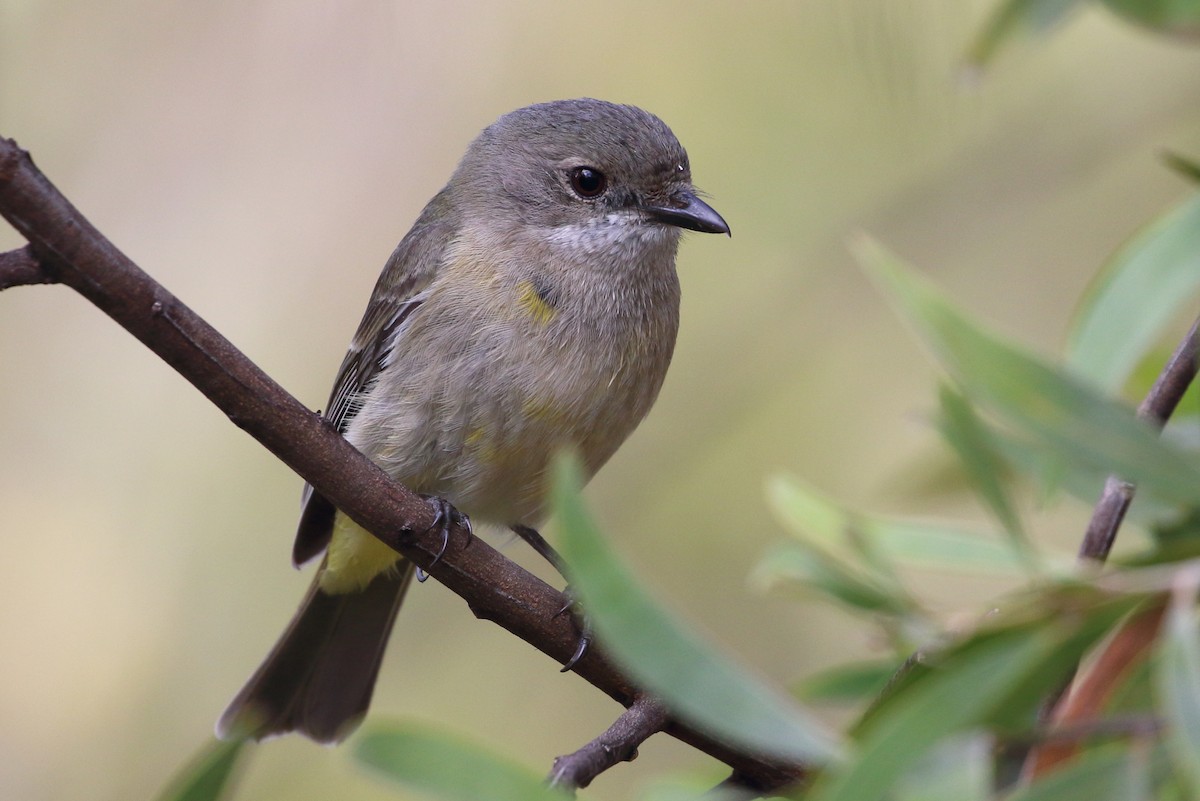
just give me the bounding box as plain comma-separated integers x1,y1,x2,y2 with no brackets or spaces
217,561,414,744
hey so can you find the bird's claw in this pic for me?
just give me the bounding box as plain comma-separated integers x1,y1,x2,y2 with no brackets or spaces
556,586,592,672
415,495,472,583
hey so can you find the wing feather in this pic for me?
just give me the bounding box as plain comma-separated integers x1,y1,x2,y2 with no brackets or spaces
292,189,457,566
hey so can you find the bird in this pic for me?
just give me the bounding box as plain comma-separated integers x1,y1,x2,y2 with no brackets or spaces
217,98,729,744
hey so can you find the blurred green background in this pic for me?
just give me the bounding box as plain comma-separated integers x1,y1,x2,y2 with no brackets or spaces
1,1,1198,799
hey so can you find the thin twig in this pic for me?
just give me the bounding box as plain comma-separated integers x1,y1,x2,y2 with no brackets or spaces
0,136,805,793
0,245,56,289
1024,317,1200,778
548,695,669,793
1078,317,1200,562
1024,600,1168,778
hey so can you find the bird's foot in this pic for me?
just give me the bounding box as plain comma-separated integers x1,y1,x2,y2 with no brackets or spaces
555,586,592,672
415,495,472,582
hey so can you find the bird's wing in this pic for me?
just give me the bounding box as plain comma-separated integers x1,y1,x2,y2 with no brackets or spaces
292,190,457,566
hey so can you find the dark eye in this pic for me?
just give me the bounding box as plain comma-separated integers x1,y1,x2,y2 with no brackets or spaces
568,166,607,198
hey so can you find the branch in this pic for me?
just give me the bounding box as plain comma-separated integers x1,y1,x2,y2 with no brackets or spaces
0,137,804,792
548,695,669,793
1023,599,1167,778
1078,317,1200,562
1023,318,1200,779
0,245,56,288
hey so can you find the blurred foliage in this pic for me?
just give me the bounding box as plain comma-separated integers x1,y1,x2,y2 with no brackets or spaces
154,737,247,801
353,725,568,801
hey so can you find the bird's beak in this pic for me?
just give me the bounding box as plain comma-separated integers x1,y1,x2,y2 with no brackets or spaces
643,191,731,236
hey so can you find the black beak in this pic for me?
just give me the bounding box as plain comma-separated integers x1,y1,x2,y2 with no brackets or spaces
643,191,730,236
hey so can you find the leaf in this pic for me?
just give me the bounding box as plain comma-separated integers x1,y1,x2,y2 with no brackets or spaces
1099,0,1200,40
753,543,915,616
854,235,1200,508
891,733,992,801
154,737,247,801
809,593,1137,801
552,454,845,766
964,0,1085,70
765,475,1039,579
1154,567,1200,795
1067,194,1200,395
807,624,1056,801
354,723,568,801
1003,746,1142,801
794,660,900,704
935,384,1036,566
1163,151,1200,184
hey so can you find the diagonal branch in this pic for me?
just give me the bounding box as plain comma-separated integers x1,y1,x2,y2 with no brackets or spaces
548,695,670,793
0,136,804,793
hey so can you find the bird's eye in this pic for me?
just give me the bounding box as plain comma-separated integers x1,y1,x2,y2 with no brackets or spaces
568,166,607,199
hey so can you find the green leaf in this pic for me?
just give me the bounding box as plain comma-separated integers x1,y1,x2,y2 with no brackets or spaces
794,660,900,704
355,723,568,801
1067,194,1200,395
965,0,1085,69
154,737,247,801
809,593,1137,801
854,235,1200,508
935,384,1037,566
765,475,1040,579
1155,571,1200,795
807,624,1056,801
753,543,915,616
1002,746,1142,801
1163,151,1200,184
1099,0,1200,39
552,454,845,766
891,733,992,801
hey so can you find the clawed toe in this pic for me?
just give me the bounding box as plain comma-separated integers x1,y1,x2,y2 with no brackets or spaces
415,495,471,583
557,586,592,672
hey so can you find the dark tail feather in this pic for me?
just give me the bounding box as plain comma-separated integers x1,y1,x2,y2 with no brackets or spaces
217,563,414,744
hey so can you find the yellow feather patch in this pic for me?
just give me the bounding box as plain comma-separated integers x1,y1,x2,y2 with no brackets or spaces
522,397,570,427
516,280,557,326
319,513,402,594
464,426,499,463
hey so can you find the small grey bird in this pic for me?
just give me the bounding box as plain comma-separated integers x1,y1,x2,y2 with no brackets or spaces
218,98,729,743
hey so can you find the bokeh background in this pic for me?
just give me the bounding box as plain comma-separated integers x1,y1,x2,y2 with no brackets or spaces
1,2,1198,799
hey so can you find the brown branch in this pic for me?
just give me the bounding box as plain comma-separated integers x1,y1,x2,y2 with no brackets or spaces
0,245,56,288
0,137,805,793
1023,599,1168,779
1078,317,1200,562
548,695,669,793
1022,318,1200,780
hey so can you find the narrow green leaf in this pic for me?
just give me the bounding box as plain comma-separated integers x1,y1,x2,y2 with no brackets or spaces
964,0,1084,69
854,235,1200,508
794,660,900,704
1002,746,1139,801
1163,151,1200,184
936,384,1037,567
813,591,1140,801
355,723,568,801
807,625,1057,801
766,476,1037,578
1155,568,1200,795
154,737,247,801
552,454,845,765
1067,194,1200,394
892,733,992,801
1100,0,1200,39
753,543,914,615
